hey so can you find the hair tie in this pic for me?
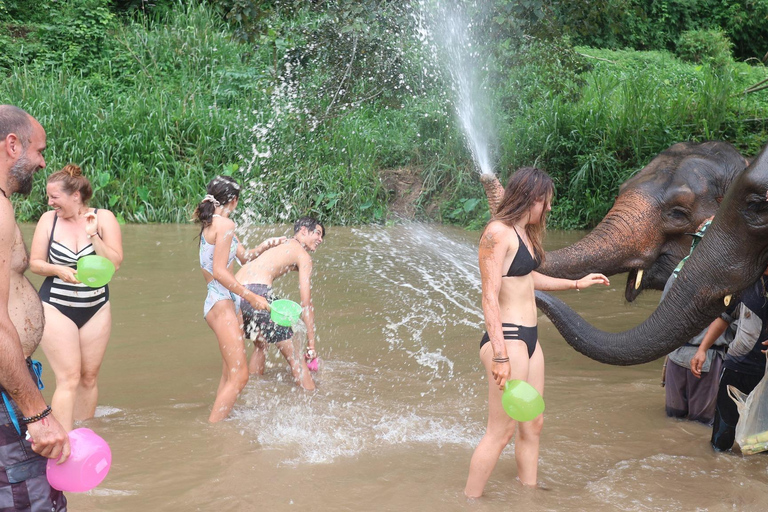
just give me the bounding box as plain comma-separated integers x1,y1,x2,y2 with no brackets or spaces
202,194,221,207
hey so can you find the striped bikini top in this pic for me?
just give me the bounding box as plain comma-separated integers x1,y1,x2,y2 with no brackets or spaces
47,211,97,268
199,217,239,274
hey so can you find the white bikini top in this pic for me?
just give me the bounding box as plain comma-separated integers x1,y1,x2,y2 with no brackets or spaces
199,216,238,274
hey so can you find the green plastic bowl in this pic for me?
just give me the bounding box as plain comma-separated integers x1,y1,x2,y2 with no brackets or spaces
270,299,302,327
501,379,545,422
76,255,115,288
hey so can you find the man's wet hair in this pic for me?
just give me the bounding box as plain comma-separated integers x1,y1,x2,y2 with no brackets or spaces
0,105,33,148
294,216,325,238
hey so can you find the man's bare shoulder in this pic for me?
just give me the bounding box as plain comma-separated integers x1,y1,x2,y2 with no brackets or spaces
237,239,304,280
0,198,17,245
274,239,308,265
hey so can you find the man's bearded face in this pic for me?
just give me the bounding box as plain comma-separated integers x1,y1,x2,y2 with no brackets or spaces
9,150,37,196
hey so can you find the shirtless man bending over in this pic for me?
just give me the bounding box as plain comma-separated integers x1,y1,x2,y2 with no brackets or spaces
235,217,325,390
1,105,70,510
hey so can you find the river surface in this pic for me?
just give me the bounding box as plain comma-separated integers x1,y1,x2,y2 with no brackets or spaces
20,224,767,512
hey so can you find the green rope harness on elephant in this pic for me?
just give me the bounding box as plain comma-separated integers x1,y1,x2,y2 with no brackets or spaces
673,220,713,275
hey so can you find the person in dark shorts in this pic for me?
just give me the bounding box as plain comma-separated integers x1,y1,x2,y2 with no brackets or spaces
691,266,768,451
235,217,325,390
241,284,294,344
660,219,733,425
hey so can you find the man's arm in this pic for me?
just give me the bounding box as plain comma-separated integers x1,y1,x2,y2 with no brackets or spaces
0,201,46,413
690,317,729,378
297,251,316,351
0,200,69,461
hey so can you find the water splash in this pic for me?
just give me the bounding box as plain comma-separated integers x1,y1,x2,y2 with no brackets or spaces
425,1,496,175
234,360,480,465
352,223,483,363
232,224,486,464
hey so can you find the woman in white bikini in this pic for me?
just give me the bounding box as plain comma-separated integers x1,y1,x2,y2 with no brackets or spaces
195,175,283,422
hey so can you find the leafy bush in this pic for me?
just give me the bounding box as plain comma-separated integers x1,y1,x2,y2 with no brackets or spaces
554,0,768,61
0,0,119,75
676,29,733,68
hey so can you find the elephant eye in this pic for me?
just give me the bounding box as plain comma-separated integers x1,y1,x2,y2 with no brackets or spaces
669,207,689,220
746,195,768,213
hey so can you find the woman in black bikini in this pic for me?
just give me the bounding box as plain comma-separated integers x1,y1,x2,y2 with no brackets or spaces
465,167,609,497
29,164,123,431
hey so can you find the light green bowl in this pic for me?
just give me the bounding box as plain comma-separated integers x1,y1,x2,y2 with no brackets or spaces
501,379,545,422
270,299,302,327
76,255,115,288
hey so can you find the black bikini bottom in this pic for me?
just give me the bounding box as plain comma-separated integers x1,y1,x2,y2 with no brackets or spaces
480,323,538,359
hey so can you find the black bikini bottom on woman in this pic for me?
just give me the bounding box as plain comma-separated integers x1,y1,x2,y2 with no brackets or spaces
480,323,538,359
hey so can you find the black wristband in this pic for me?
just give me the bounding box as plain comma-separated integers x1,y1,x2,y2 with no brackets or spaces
22,405,52,424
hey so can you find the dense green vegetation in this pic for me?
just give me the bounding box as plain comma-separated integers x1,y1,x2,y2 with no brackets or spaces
2,0,768,228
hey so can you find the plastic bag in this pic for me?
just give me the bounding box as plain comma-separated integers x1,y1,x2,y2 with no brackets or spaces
728,354,768,455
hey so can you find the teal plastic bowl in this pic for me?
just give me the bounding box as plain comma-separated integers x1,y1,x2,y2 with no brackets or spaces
270,299,302,327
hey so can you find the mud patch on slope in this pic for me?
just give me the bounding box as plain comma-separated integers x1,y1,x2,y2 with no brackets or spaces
380,166,425,219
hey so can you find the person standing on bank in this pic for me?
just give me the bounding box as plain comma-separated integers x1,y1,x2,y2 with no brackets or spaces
1,104,70,510
29,163,123,431
465,167,609,497
195,175,284,423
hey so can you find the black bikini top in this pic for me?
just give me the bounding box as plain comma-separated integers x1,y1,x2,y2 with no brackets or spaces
504,229,541,277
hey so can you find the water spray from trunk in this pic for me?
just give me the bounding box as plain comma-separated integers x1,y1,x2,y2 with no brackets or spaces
427,1,496,176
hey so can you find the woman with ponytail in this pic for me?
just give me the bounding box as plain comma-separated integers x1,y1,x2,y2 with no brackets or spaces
195,175,284,422
29,163,123,431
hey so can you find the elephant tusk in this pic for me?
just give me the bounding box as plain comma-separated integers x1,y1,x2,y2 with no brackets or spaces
724,294,732,306
634,269,644,290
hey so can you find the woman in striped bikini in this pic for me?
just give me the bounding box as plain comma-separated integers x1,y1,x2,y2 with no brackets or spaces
29,164,123,431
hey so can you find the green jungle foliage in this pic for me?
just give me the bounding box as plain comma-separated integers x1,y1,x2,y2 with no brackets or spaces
676,29,733,68
551,0,768,62
2,0,768,229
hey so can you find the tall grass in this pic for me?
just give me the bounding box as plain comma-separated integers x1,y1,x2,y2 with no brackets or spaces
4,3,768,228
487,47,768,228
4,3,389,224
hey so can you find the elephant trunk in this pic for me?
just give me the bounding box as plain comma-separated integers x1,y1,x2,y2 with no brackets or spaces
535,287,722,365
480,174,504,215
536,193,768,365
539,190,664,280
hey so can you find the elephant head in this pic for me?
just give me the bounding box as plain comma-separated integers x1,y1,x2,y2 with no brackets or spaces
483,141,748,301
535,142,768,365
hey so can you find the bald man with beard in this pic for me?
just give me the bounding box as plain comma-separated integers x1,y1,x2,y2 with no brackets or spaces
0,105,69,511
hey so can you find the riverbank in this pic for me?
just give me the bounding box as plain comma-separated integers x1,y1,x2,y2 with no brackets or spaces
4,1,768,229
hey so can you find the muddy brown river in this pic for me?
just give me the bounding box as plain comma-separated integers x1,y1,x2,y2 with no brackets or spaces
20,223,767,511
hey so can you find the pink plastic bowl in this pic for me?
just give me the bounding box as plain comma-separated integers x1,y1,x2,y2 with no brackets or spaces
47,428,112,493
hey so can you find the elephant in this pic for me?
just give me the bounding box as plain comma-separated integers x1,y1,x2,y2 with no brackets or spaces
533,140,768,365
481,141,749,301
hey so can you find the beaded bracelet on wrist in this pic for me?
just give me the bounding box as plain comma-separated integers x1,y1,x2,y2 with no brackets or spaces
22,405,52,424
